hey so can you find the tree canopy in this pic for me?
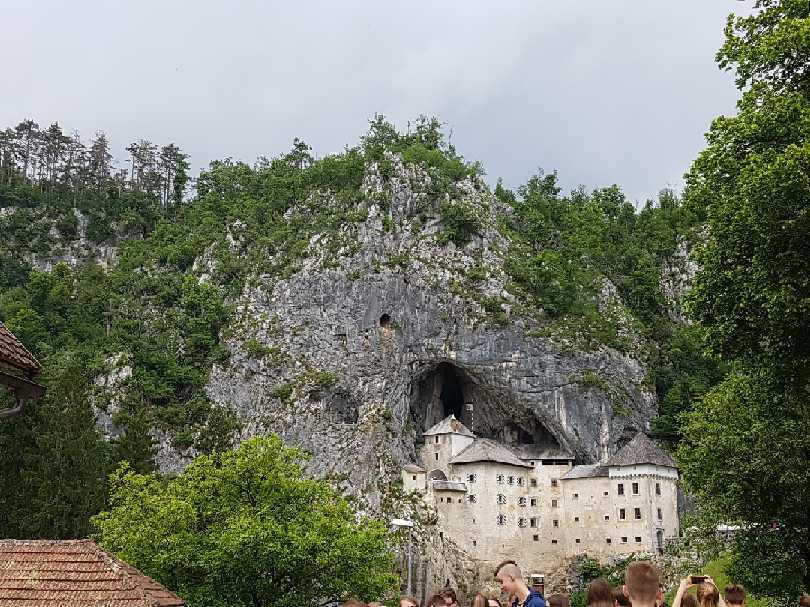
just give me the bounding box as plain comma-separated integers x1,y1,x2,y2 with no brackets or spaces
92,435,397,607
679,0,810,598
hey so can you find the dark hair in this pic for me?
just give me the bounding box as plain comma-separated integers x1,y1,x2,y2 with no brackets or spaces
441,588,458,602
613,587,631,607
625,561,660,604
724,585,746,606
428,595,447,607
587,578,614,607
548,594,571,607
682,593,699,607
341,601,367,607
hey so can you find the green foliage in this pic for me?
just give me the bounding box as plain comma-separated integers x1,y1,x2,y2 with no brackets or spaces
92,435,398,607
437,198,485,246
680,1,810,595
0,351,113,538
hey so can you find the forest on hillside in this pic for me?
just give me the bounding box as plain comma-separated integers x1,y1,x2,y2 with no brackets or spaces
1,0,809,601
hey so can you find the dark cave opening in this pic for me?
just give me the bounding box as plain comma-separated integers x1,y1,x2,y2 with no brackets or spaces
438,363,465,419
410,361,564,453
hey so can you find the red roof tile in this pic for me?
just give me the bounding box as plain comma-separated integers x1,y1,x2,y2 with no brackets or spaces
0,323,41,375
0,540,185,607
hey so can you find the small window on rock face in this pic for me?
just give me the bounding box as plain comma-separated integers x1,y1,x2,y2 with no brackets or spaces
553,519,559,527
622,536,628,543
379,314,391,328
573,493,579,499
604,491,609,496
552,539,558,544
635,536,642,543
575,538,581,544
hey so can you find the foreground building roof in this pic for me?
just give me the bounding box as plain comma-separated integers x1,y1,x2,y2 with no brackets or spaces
0,323,41,376
605,433,677,468
423,414,474,437
451,438,532,468
0,539,185,606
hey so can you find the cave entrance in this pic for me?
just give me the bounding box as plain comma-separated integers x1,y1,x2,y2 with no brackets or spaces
409,361,566,454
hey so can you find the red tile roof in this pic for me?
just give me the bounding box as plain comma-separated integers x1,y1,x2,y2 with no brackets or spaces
0,540,185,606
0,323,41,375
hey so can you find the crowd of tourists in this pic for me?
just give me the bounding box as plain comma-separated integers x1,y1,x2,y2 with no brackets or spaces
340,560,810,607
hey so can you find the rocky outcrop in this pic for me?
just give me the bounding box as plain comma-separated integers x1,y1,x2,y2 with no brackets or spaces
194,158,657,499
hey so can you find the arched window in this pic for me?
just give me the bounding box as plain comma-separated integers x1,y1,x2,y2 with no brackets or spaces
496,514,507,526
497,494,506,505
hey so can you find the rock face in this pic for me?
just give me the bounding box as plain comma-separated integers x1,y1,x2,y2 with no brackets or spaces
198,158,657,500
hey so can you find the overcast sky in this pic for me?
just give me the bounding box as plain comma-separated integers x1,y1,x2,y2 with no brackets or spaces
1,1,746,204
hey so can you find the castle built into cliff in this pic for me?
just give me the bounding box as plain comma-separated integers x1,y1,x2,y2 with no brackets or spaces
401,415,679,572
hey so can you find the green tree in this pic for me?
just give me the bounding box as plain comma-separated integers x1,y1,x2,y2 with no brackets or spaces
92,435,397,607
679,0,810,597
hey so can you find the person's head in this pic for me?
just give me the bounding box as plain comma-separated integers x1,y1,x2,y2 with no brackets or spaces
548,594,571,607
613,587,631,607
472,594,490,607
428,595,448,607
495,560,526,597
799,596,810,607
440,588,458,606
624,561,662,607
399,596,420,607
587,579,615,607
487,598,503,607
697,583,719,607
368,603,383,607
682,593,699,607
341,601,367,607
724,585,746,607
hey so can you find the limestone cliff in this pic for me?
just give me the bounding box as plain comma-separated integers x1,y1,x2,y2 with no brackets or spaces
148,156,661,500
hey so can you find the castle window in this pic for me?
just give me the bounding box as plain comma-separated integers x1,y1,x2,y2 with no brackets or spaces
573,493,579,499
531,478,538,487
530,498,537,507
530,517,537,528
507,476,515,485
551,499,558,508
497,514,506,526
412,476,417,481
620,508,626,520
621,536,628,543
379,313,391,327
533,534,539,542
656,482,661,496
574,516,580,522
632,482,639,495
605,515,610,521
635,536,642,543
606,538,612,544
657,508,662,520
497,474,504,484
518,497,527,507
551,479,559,487
468,495,477,504
618,483,625,495
497,494,506,505
518,518,527,528
575,538,581,544
467,473,477,483
517,477,524,487
436,436,439,444
553,519,559,527
551,539,558,544
435,453,439,461
530,461,535,466
458,498,463,504
634,508,642,520
472,540,477,546
604,491,609,496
